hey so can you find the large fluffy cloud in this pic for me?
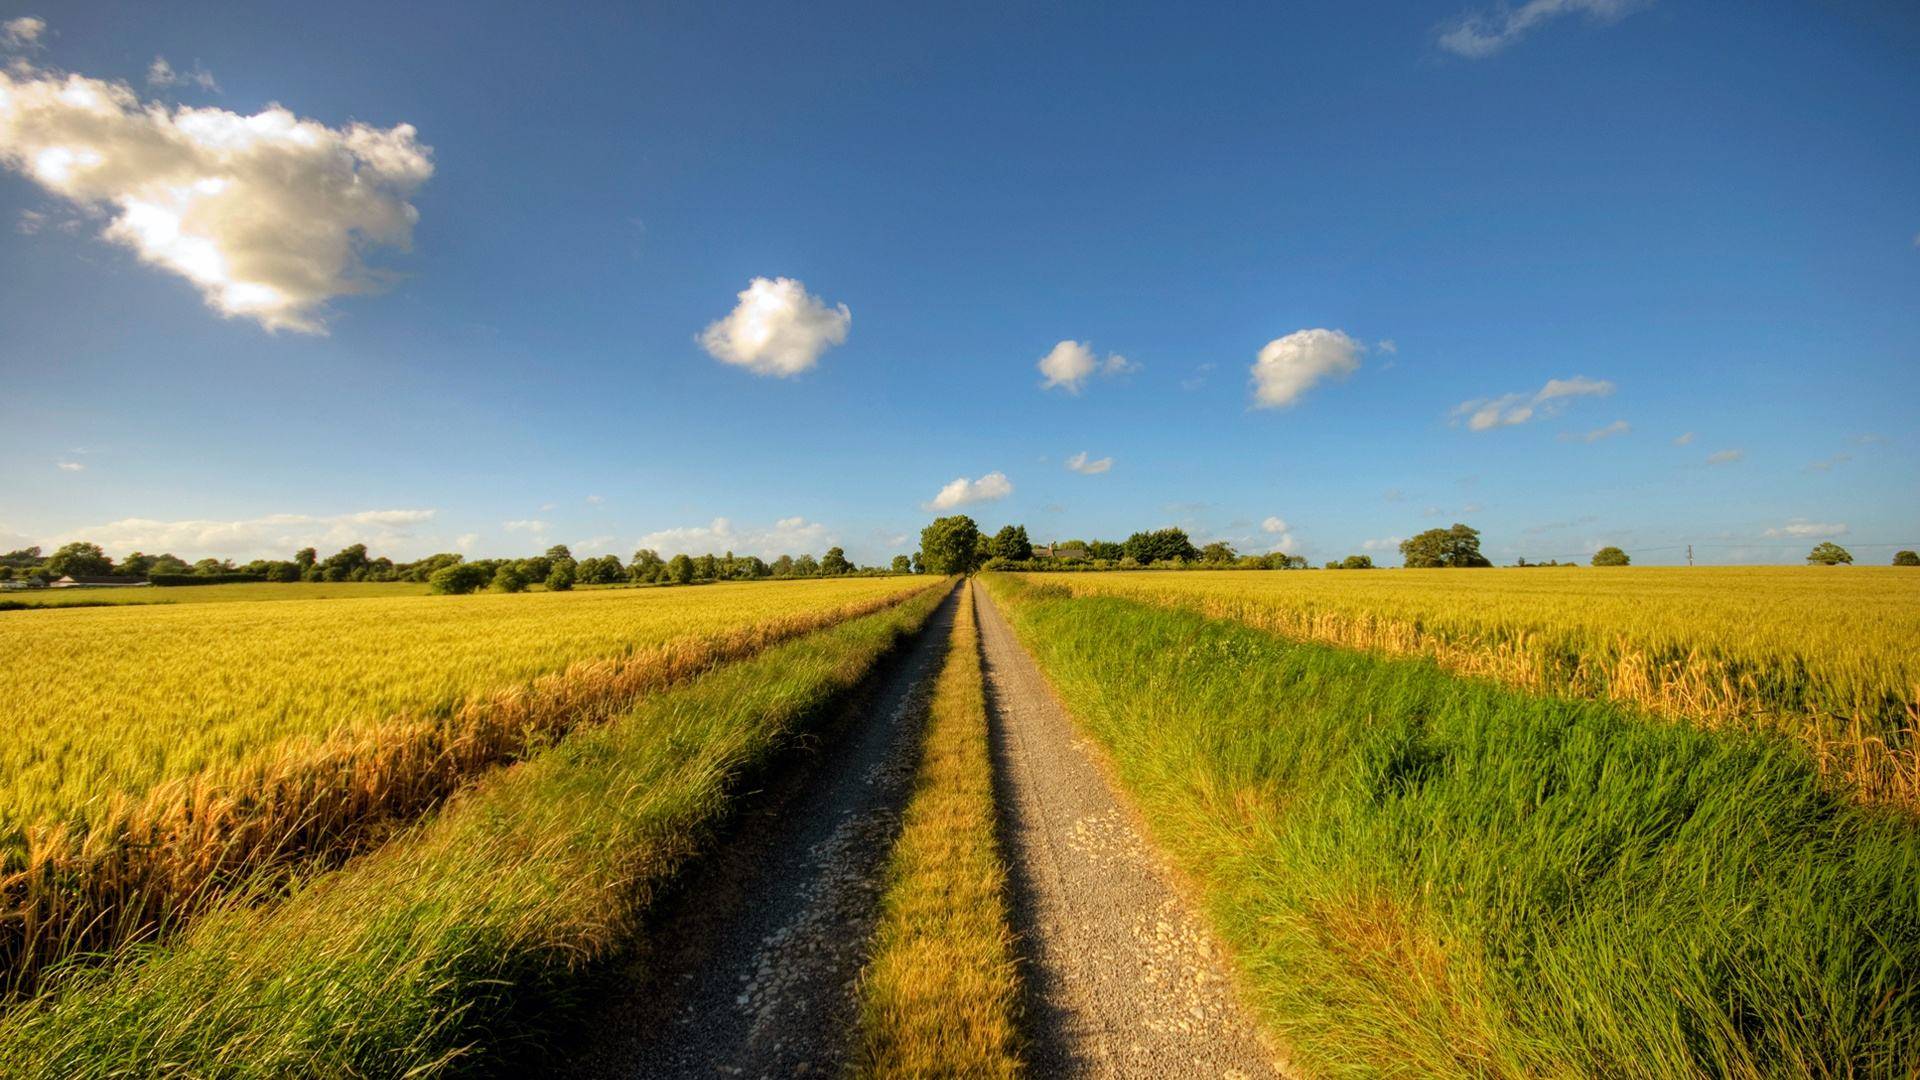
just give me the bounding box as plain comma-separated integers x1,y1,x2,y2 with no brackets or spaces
699,277,850,377
0,54,432,332
1037,340,1136,393
926,472,1013,510
1438,0,1646,59
635,515,833,558
1249,328,1362,409
1453,375,1613,431
61,509,438,559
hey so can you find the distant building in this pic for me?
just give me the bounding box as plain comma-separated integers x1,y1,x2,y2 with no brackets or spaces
1036,542,1089,561
50,575,149,588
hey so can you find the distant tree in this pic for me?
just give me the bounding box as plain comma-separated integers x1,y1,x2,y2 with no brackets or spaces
1591,546,1630,567
1806,542,1854,566
1399,524,1491,568
770,554,796,577
1341,554,1375,569
1895,550,1920,567
891,554,912,574
989,525,1033,561
490,565,528,593
429,563,490,595
1200,541,1237,565
45,541,112,578
264,561,301,583
0,566,11,581
0,546,44,568
578,555,625,585
692,554,720,581
1087,540,1125,561
629,549,664,583
911,551,925,574
921,516,984,574
738,555,770,578
1123,528,1199,564
545,544,573,561
546,561,576,591
820,547,853,576
793,553,821,576
293,547,318,571
667,553,695,584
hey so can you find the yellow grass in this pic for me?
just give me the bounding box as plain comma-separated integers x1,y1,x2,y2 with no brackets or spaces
852,583,1023,1078
0,576,938,996
1030,567,1920,806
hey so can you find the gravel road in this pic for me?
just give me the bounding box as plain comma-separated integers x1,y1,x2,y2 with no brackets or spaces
557,586,958,1079
974,585,1290,1079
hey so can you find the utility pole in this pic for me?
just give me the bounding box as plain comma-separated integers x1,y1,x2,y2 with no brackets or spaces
1687,544,1693,567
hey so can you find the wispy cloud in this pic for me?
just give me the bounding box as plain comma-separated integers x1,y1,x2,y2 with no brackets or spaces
1453,375,1614,431
1763,519,1848,539
1037,340,1136,394
1064,451,1112,475
698,276,850,377
61,509,438,559
146,56,218,92
584,494,605,505
1261,515,1297,552
636,515,832,558
1806,453,1851,473
55,460,84,472
1706,448,1744,465
1361,536,1404,552
1438,0,1648,59
1559,418,1631,443
1672,431,1696,446
926,471,1013,510
1,16,45,49
1250,328,1362,409
502,519,550,534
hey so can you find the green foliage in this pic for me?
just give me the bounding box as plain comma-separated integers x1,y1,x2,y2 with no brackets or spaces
821,547,854,576
793,553,820,577
891,555,912,574
1199,541,1237,564
576,555,625,585
921,516,984,574
427,564,490,595
1895,550,1920,567
149,573,267,587
544,562,575,592
989,525,1033,562
45,542,112,578
1807,542,1854,566
1399,523,1491,568
629,549,665,583
666,554,695,585
1591,546,1630,567
1121,528,1198,564
489,566,528,594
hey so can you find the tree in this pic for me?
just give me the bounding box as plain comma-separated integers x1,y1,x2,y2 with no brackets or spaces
1806,542,1853,566
629,548,665,583
46,542,113,578
1591,546,1630,567
1341,554,1374,569
1087,540,1125,561
1895,550,1920,567
820,547,853,576
692,554,720,581
891,554,912,574
428,563,490,595
294,547,317,571
1122,528,1199,564
545,561,576,591
1200,541,1237,565
1399,524,1491,568
490,565,528,593
793,553,820,576
666,553,695,584
989,524,1033,561
545,544,573,561
921,516,984,574
911,551,925,574
264,561,301,583
770,554,795,577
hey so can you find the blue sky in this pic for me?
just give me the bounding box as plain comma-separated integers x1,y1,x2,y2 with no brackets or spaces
1,0,1915,566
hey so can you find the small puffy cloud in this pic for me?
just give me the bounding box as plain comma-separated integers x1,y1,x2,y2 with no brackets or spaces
1250,328,1361,409
698,276,850,377
635,515,833,558
1383,488,1407,502
1764,519,1848,539
502,519,550,534
1179,362,1215,392
1673,431,1696,446
926,471,1013,510
56,460,84,471
1453,375,1613,431
455,533,478,552
63,508,438,560
584,494,605,505
1065,451,1112,475
1559,419,1630,444
1376,339,1398,354
1037,340,1135,394
0,58,432,333
1260,516,1298,552
1806,453,1851,473
1438,0,1646,59
2,16,45,49
146,56,219,93
1361,536,1404,552
1706,449,1744,465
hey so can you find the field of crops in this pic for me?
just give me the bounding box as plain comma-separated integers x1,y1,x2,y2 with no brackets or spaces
1030,567,1920,805
0,576,937,994
0,581,431,608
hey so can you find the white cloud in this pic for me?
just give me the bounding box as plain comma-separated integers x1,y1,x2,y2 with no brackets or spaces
1806,453,1851,473
1260,516,1297,552
1376,339,1398,354
1673,431,1696,446
1559,418,1630,443
56,460,84,471
502,519,550,534
1453,375,1613,431
573,534,615,554
1764,519,1848,539
1438,0,1646,59
2,17,45,49
146,56,219,93
1707,449,1744,465
698,276,850,377
926,471,1013,510
1179,362,1215,391
61,508,438,559
584,494,605,505
1065,451,1112,475
635,515,833,558
1037,340,1135,393
0,58,432,333
1250,328,1362,409
455,533,478,552
1361,536,1405,552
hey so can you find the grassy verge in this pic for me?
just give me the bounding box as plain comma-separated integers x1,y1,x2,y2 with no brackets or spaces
983,575,1919,1079
0,582,953,1076
852,583,1022,1078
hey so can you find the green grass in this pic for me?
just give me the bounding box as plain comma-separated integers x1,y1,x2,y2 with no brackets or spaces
0,583,952,1077
0,581,432,608
853,583,1023,1078
983,575,1920,1079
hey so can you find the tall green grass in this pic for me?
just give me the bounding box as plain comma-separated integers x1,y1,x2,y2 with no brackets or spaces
0,583,952,1077
984,576,1919,1079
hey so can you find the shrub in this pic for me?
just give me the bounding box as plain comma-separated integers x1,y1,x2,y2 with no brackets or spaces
149,573,266,587
490,566,528,594
1894,550,1919,567
1591,546,1630,567
427,564,489,595
545,563,576,592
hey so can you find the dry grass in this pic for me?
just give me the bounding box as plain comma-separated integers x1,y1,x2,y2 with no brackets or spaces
852,583,1023,1078
0,578,938,999
1032,568,1920,807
